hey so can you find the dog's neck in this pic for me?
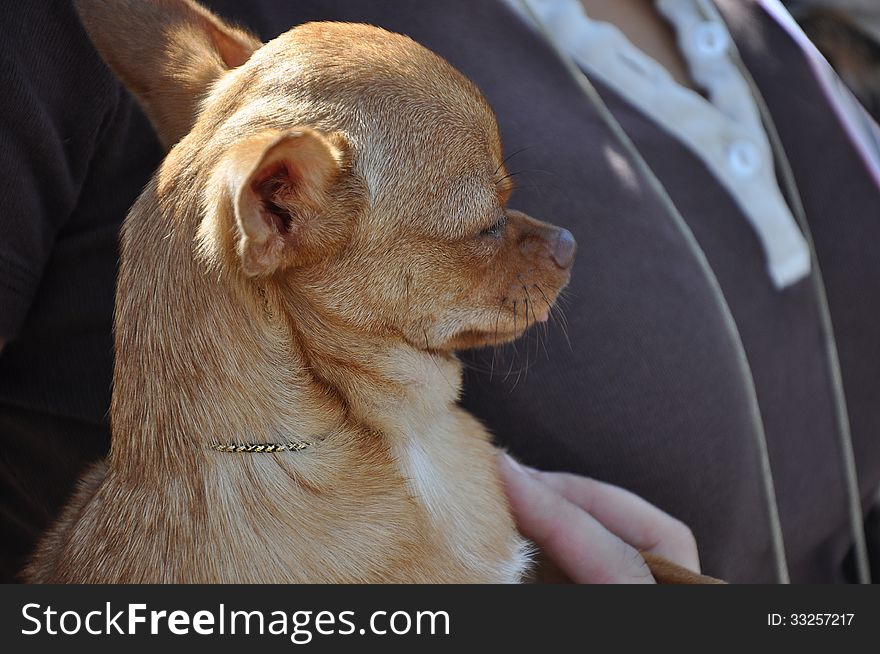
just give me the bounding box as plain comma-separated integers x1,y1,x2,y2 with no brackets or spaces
277,287,464,444
109,174,460,477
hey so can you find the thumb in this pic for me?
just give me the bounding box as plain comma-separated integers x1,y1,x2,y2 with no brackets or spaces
498,453,655,584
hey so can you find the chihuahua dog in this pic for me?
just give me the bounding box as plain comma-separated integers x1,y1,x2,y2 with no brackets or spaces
24,0,576,583
26,0,719,585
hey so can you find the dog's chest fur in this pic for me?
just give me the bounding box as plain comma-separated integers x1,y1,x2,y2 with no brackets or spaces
343,350,531,583
386,405,530,583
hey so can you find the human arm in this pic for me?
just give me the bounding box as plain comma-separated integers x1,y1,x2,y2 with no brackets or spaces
0,2,120,344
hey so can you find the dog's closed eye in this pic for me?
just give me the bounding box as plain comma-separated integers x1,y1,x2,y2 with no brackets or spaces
480,214,507,239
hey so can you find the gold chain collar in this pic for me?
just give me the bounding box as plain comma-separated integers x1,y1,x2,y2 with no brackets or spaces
211,441,312,454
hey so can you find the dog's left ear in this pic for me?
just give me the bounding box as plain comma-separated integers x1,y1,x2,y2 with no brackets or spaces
221,128,347,277
75,0,262,148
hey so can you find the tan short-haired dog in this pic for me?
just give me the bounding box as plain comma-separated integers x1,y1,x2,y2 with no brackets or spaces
25,0,577,582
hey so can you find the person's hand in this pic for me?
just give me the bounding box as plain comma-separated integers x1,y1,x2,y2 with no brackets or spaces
497,452,700,583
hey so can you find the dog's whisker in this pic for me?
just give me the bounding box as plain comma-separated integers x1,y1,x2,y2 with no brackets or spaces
552,306,573,352
510,300,519,358
504,300,519,383
525,284,550,361
493,145,535,178
500,183,565,194
554,286,573,307
521,283,537,374
522,293,531,381
491,300,504,379
493,170,526,188
536,282,572,351
493,168,558,186
511,294,531,390
533,282,552,312
553,298,571,331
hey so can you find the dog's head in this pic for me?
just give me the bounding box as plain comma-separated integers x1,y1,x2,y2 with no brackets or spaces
78,0,575,352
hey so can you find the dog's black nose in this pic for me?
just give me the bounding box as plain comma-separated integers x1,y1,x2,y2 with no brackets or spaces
551,228,576,269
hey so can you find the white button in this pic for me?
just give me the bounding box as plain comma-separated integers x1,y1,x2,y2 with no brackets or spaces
727,140,762,178
693,22,729,58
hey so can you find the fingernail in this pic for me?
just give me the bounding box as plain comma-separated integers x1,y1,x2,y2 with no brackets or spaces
501,452,526,473
501,452,541,475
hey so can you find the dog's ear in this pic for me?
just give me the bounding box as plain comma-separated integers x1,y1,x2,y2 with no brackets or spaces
74,0,261,148
223,128,346,277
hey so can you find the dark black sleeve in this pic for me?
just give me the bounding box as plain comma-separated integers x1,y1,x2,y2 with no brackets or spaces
0,0,120,340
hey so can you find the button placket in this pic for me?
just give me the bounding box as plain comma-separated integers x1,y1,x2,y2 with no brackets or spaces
692,22,729,59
